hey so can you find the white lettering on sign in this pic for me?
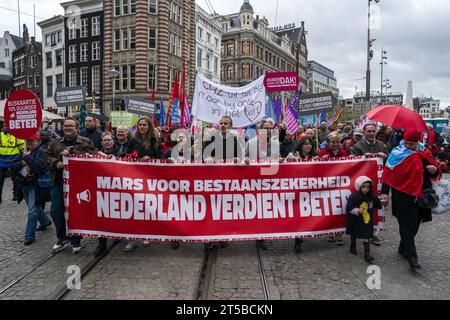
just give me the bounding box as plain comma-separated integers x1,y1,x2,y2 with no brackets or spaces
9,119,38,129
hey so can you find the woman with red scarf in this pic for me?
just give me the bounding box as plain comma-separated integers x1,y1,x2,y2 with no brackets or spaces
381,128,440,272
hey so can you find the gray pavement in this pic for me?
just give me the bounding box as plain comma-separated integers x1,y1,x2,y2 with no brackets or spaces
1,178,450,300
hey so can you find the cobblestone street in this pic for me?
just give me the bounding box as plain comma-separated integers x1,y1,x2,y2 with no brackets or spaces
1,179,450,300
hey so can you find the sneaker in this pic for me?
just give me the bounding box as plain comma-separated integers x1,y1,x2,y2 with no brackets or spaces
24,239,35,246
72,246,82,254
124,242,136,252
371,235,382,246
257,240,268,250
171,241,180,250
52,240,70,253
36,221,52,231
142,240,150,247
204,242,215,251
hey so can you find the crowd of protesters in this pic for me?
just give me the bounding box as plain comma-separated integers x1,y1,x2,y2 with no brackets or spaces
0,113,445,272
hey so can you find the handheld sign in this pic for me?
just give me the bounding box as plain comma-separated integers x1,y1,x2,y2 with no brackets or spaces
264,72,300,93
4,89,42,139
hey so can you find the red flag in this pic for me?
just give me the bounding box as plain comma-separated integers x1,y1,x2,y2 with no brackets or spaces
151,87,156,103
108,121,112,132
165,70,179,127
180,64,186,128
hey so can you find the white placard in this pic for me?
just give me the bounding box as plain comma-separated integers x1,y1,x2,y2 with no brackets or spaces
192,73,266,128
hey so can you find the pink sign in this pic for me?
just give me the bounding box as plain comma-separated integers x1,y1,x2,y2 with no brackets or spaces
264,72,300,93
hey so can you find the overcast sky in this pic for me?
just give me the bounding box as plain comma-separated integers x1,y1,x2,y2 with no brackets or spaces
1,0,449,108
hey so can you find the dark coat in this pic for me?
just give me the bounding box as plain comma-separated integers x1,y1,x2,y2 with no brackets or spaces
346,192,382,239
80,127,103,149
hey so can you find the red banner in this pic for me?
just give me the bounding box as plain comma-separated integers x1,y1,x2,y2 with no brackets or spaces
64,157,383,242
4,89,42,139
264,72,300,93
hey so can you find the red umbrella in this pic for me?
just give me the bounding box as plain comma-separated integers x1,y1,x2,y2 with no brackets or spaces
365,105,428,132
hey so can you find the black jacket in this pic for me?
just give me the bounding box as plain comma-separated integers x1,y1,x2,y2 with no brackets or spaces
80,127,103,149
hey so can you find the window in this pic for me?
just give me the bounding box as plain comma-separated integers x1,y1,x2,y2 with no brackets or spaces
149,0,157,14
46,35,51,46
123,0,129,15
114,0,121,16
170,1,182,24
197,27,203,40
114,29,121,51
206,33,211,44
35,74,40,86
80,43,88,62
122,28,129,50
92,42,100,60
242,41,251,55
148,64,156,89
69,25,76,40
226,65,234,79
226,43,234,56
69,69,77,87
112,66,120,91
214,38,219,49
80,19,88,38
81,67,88,87
206,54,211,71
121,65,128,90
130,65,136,90
51,33,57,46
27,75,33,88
69,45,77,63
197,48,202,68
57,31,62,43
167,66,179,91
56,49,63,66
242,63,250,79
148,27,157,49
29,56,36,68
92,17,100,36
46,52,52,68
91,66,100,93
169,32,181,57
214,57,218,74
131,0,136,14
46,76,53,97
56,74,63,88
130,28,136,49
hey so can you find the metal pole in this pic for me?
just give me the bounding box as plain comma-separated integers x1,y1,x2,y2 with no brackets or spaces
366,0,371,106
380,47,384,106
33,4,35,38
17,0,21,35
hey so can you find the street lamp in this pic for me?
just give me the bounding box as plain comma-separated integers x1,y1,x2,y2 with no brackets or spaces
366,0,381,108
380,48,387,105
108,68,120,111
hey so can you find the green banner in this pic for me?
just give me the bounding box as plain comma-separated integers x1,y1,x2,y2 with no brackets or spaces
110,111,139,128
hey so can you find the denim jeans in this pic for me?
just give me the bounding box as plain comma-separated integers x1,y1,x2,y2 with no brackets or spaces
22,185,50,240
50,184,81,246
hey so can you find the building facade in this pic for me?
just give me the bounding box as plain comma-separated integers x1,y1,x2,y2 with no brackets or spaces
12,25,43,102
307,60,338,98
0,31,24,100
37,15,65,114
61,0,103,116
102,0,196,114
344,91,404,116
196,4,223,83
219,0,308,89
417,97,440,119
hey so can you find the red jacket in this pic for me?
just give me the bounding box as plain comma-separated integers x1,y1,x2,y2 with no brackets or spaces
319,146,349,159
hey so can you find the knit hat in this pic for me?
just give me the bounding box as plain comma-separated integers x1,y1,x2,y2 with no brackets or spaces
404,128,420,142
355,176,372,191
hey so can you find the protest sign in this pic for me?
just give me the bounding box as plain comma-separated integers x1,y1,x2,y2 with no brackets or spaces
110,111,139,128
124,97,155,117
192,73,266,128
54,86,85,108
4,89,42,139
65,156,383,242
297,92,336,116
264,72,299,93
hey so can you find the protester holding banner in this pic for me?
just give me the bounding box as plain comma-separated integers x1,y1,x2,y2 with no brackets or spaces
163,130,192,163
346,176,383,263
12,133,52,245
287,136,318,161
0,124,25,203
124,116,162,251
80,116,103,149
319,131,349,160
381,129,441,272
133,116,162,160
279,126,296,158
94,132,119,257
114,126,137,158
46,117,96,254
341,134,353,156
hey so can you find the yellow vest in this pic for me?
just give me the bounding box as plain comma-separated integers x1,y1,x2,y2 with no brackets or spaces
0,132,25,156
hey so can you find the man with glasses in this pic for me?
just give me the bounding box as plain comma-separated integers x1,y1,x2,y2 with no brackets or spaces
46,117,95,254
351,123,389,246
